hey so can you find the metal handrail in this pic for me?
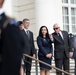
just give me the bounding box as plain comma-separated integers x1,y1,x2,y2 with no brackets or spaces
23,54,71,75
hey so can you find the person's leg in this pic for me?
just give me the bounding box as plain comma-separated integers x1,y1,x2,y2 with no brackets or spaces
45,70,50,75
63,57,69,75
20,65,24,75
40,70,45,75
26,57,32,75
55,58,63,75
0,62,2,75
74,59,76,75
24,56,27,72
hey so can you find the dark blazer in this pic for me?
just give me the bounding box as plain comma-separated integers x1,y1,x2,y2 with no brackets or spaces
0,13,7,29
0,13,7,56
0,13,7,75
69,35,76,50
37,36,53,56
69,35,76,58
0,13,24,75
52,31,72,59
21,30,35,55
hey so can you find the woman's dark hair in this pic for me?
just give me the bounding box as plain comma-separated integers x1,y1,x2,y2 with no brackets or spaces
16,21,22,27
39,26,49,38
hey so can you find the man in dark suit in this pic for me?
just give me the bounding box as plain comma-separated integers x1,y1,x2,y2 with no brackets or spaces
69,33,76,75
0,0,6,74
0,0,24,75
50,23,73,75
22,18,35,75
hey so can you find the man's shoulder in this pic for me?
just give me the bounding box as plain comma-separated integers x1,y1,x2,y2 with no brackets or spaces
52,32,56,35
1,16,17,30
29,30,33,34
61,30,68,33
29,30,32,32
61,30,68,34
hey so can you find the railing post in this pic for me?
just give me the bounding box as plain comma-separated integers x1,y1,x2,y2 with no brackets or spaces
35,49,38,75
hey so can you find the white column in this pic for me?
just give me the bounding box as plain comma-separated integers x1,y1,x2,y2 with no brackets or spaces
35,0,62,34
3,0,12,17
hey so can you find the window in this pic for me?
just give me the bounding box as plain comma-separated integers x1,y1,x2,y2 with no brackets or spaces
71,0,76,4
62,0,76,34
62,0,68,3
63,25,69,31
62,7,69,32
71,8,76,33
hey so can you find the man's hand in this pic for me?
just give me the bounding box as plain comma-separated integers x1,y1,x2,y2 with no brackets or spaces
49,34,53,41
69,52,73,57
49,34,53,39
33,54,35,58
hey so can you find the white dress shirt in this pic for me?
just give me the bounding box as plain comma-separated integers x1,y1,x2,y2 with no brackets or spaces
24,28,29,33
23,28,30,36
59,31,64,40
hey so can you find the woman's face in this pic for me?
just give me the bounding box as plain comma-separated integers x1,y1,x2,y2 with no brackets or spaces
19,24,24,30
41,27,47,36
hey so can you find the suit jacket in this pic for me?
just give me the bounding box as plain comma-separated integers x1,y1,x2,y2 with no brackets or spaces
21,30,35,55
37,36,53,56
69,35,76,58
0,13,7,56
0,13,7,29
0,13,24,75
52,31,72,59
69,35,76,50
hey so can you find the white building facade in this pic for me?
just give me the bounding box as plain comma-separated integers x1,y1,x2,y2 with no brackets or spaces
5,0,76,39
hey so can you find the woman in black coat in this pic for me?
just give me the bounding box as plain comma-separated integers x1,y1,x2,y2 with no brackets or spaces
37,26,53,75
17,21,24,75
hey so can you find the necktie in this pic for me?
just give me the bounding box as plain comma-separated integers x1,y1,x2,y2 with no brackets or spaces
58,33,63,40
26,31,30,40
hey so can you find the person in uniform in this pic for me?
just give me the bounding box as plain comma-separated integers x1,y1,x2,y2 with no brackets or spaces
0,0,24,75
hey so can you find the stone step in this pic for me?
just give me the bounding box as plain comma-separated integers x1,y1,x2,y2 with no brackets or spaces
24,72,74,75
24,73,57,75
29,59,75,75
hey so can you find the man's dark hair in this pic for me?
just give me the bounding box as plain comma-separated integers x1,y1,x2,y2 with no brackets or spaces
23,18,29,23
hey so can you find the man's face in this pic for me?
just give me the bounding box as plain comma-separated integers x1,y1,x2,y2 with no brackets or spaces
23,21,30,29
53,24,60,33
0,0,4,7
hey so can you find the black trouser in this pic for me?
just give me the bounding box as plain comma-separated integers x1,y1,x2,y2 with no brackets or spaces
55,57,69,75
24,56,32,75
74,59,76,75
0,62,2,75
